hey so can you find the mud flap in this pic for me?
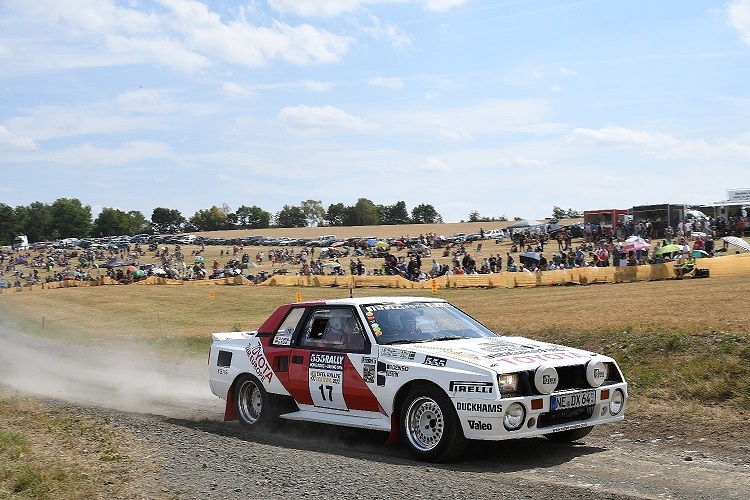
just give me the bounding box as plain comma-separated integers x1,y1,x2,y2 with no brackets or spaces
224,386,238,421
384,411,401,446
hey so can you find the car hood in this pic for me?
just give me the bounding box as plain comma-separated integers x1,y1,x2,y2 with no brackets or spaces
380,336,603,372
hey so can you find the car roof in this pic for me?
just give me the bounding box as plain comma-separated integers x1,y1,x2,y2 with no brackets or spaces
315,296,448,307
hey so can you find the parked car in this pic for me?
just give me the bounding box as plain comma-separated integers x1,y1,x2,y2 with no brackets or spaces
208,296,627,462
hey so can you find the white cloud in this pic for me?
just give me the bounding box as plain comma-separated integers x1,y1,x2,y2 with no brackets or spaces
363,15,412,48
0,126,38,150
511,155,548,168
3,0,353,74
569,125,750,158
303,80,334,92
268,0,364,17
222,82,256,98
419,157,449,172
277,105,366,134
728,0,750,46
423,0,468,12
368,76,404,89
437,129,472,141
559,67,577,76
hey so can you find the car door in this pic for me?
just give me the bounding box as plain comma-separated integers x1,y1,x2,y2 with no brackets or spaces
287,306,381,414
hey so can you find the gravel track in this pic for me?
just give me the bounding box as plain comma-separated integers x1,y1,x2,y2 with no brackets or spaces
2,326,748,499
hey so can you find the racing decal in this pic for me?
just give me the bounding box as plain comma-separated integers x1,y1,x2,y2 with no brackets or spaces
361,355,376,383
245,342,274,383
423,355,447,367
418,345,481,360
467,420,493,431
272,326,294,346
379,347,416,360
308,352,347,410
456,402,503,413
493,350,588,366
449,381,493,394
362,363,376,384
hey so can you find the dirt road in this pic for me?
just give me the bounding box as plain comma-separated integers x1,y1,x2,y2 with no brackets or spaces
1,326,748,499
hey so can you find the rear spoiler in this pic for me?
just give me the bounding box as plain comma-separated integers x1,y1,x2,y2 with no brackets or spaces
212,331,257,342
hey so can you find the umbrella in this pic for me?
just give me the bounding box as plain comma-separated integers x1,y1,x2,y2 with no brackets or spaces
507,219,543,229
620,240,650,253
692,249,710,258
722,236,750,252
655,244,682,255
194,256,205,263
519,252,541,265
375,241,389,248
241,262,258,269
331,241,345,247
624,235,646,243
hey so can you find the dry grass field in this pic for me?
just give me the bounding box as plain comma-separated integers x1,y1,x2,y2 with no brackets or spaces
2,222,749,497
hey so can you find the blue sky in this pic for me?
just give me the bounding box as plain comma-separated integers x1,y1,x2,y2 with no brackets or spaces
1,0,749,224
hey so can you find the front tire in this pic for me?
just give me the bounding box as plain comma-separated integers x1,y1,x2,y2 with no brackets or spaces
234,374,277,429
544,426,593,442
400,385,467,462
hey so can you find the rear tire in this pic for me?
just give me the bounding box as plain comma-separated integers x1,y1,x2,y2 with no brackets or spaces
544,426,593,442
400,385,467,462
234,374,278,429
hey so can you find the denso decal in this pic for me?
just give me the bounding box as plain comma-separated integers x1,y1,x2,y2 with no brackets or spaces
245,342,273,383
379,347,416,360
456,402,502,412
449,381,493,394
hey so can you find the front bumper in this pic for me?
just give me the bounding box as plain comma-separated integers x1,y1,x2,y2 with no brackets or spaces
454,383,627,440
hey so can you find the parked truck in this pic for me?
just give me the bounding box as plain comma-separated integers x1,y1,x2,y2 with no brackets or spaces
12,235,29,251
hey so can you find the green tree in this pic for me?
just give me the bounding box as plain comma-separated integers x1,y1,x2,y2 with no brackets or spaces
468,210,481,222
92,208,150,236
235,205,271,229
189,206,228,231
18,202,53,243
300,200,326,227
151,208,185,234
51,198,92,239
276,205,307,228
325,203,349,226
378,201,410,225
352,198,379,226
566,208,583,218
0,203,17,245
411,204,442,224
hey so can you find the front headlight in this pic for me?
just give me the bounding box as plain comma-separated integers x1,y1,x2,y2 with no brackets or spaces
609,389,625,415
497,373,519,394
503,402,526,431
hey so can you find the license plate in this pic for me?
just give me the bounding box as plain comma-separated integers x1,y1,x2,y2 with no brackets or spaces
550,389,596,411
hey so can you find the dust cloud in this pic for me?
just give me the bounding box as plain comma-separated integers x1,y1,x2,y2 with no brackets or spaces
0,324,223,420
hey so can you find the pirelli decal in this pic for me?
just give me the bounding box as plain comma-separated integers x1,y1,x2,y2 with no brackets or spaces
449,381,493,394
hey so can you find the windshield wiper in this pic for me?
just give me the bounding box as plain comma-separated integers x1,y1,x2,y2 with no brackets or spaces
427,335,465,342
382,339,428,345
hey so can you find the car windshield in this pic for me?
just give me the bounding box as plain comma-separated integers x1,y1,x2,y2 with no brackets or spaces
360,301,497,345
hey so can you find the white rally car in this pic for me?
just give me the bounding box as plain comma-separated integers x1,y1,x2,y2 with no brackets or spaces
208,296,627,462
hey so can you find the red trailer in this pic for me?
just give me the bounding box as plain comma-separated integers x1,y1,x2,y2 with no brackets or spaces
583,209,630,234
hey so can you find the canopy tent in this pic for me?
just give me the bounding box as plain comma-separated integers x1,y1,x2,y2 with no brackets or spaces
722,236,750,252
507,219,544,229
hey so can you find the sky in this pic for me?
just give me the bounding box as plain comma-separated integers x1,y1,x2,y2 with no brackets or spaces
1,0,750,224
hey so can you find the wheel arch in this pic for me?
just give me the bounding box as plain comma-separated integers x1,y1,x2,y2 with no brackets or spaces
387,379,449,444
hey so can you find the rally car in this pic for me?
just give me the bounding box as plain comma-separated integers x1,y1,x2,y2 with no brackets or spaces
208,297,627,462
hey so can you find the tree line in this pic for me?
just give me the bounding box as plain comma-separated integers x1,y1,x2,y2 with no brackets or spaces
0,198,446,245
